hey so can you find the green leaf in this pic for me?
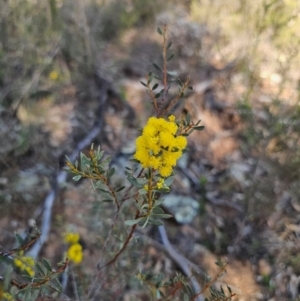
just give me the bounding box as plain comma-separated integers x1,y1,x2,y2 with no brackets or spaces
167,42,172,50
80,152,91,171
188,86,193,90
176,78,183,87
102,199,113,203
186,112,191,125
157,27,162,35
125,218,144,226
154,92,161,99
140,81,147,87
107,167,115,178
65,155,72,164
127,175,140,187
187,128,195,135
115,186,125,192
215,261,221,267
95,181,109,193
167,54,174,62
95,149,104,161
42,258,52,272
129,158,140,163
152,207,164,214
153,63,162,72
24,287,32,301
152,83,159,91
14,232,24,247
51,277,63,292
101,156,111,166
30,289,40,300
193,125,205,131
151,213,173,219
148,219,163,226
155,198,164,206
164,176,174,186
32,277,47,282
147,73,154,84
136,178,148,186
73,175,82,181
4,265,13,291
138,188,148,195
35,262,47,276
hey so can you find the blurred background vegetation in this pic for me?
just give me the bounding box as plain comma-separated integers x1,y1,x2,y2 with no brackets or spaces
1,0,300,300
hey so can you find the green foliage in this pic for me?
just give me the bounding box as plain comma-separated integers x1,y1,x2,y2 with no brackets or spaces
0,230,67,301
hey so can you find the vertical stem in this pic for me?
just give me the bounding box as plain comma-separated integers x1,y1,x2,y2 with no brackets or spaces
148,169,153,211
162,25,168,92
98,211,139,270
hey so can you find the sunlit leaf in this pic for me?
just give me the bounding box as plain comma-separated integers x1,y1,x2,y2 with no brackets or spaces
72,175,82,181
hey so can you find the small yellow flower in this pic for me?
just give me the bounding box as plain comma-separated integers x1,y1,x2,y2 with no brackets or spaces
168,115,176,122
67,243,83,264
144,184,149,191
14,256,35,276
156,178,165,189
49,70,59,81
64,232,80,244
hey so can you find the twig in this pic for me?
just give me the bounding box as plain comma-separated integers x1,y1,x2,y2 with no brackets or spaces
190,262,236,301
158,225,204,301
159,77,190,118
71,265,81,301
162,25,168,92
97,210,140,270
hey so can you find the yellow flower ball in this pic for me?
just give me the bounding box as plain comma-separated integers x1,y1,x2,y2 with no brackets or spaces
64,232,80,244
67,243,83,264
134,116,187,177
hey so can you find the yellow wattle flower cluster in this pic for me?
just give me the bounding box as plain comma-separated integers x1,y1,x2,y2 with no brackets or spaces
14,256,35,277
67,244,83,264
63,232,83,264
64,232,80,245
134,115,187,177
156,178,165,189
